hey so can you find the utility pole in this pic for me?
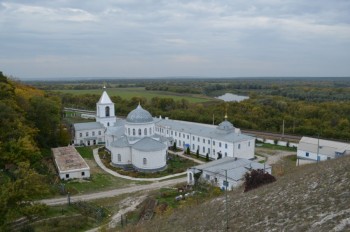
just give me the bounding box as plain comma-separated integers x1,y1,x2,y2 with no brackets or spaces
225,169,229,231
282,119,285,138
317,134,320,163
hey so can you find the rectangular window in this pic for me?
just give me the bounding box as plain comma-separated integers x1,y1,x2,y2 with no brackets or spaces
238,144,241,149
193,136,195,140
248,141,250,146
206,174,210,180
92,131,95,136
175,132,177,136
203,139,205,143
171,131,173,135
219,142,221,147
197,137,200,142
179,133,181,137
66,174,69,179
98,131,101,135
167,130,169,134
306,152,309,157
81,172,85,176
86,132,89,136
208,140,210,144
79,133,82,137
213,149,215,155
208,148,210,154
213,141,215,145
203,147,205,152
187,135,189,139
183,134,185,138
225,144,227,149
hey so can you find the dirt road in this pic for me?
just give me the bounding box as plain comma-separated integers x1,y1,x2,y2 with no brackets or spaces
40,177,186,206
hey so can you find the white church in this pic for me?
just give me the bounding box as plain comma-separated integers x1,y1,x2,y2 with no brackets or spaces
73,89,255,172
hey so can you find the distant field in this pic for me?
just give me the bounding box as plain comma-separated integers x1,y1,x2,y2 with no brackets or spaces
54,87,216,103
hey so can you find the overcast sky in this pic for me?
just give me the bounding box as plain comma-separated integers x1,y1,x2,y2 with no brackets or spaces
1,0,350,79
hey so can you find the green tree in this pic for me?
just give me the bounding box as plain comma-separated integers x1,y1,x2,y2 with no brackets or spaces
0,162,48,230
173,142,177,151
206,153,209,161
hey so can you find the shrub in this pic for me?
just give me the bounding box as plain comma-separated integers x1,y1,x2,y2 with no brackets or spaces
186,147,190,155
205,153,209,161
196,149,199,158
244,169,276,192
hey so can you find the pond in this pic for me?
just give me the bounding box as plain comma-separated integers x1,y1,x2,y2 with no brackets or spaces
215,93,249,102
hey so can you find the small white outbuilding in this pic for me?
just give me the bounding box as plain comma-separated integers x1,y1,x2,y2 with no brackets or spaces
52,146,90,180
187,157,272,190
297,136,350,165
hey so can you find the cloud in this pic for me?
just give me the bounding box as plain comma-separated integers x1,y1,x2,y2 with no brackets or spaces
0,0,349,78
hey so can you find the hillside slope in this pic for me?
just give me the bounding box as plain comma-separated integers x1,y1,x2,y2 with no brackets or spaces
127,155,350,231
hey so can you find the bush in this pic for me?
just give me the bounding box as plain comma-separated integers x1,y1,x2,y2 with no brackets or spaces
244,169,276,192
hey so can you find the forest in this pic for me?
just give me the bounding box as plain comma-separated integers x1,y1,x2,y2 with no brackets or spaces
35,77,350,142
0,72,69,230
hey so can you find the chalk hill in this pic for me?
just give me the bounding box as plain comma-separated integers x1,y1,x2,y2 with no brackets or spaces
127,155,350,231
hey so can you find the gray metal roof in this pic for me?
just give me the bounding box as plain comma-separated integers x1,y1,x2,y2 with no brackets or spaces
217,120,235,132
156,119,254,143
111,136,129,147
298,136,350,157
126,104,154,123
191,157,271,181
132,137,167,152
105,123,125,137
74,122,104,131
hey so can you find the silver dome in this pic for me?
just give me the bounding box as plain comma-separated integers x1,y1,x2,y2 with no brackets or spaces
126,104,153,123
217,120,234,132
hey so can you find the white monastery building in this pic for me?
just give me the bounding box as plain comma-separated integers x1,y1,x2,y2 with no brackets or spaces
73,89,256,172
52,146,90,180
297,136,350,164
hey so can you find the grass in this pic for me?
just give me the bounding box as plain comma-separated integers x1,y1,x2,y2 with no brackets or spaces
75,146,95,159
258,143,297,151
99,149,196,178
53,87,215,103
63,173,137,195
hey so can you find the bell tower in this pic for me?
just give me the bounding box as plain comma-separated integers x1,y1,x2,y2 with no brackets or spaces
96,86,117,127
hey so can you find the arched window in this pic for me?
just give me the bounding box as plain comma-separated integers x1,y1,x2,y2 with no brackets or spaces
128,128,130,135
105,106,110,117
133,129,135,136
149,128,152,135
107,122,110,127
143,158,147,165
138,129,142,136
144,128,147,136
117,154,121,162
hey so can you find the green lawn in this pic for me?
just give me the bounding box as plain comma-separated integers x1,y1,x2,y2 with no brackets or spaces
53,87,215,103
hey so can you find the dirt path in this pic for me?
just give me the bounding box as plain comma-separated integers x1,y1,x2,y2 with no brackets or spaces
86,195,147,232
39,177,186,206
255,148,296,165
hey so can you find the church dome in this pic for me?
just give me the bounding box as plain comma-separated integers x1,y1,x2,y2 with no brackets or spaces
126,104,153,123
217,120,234,133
